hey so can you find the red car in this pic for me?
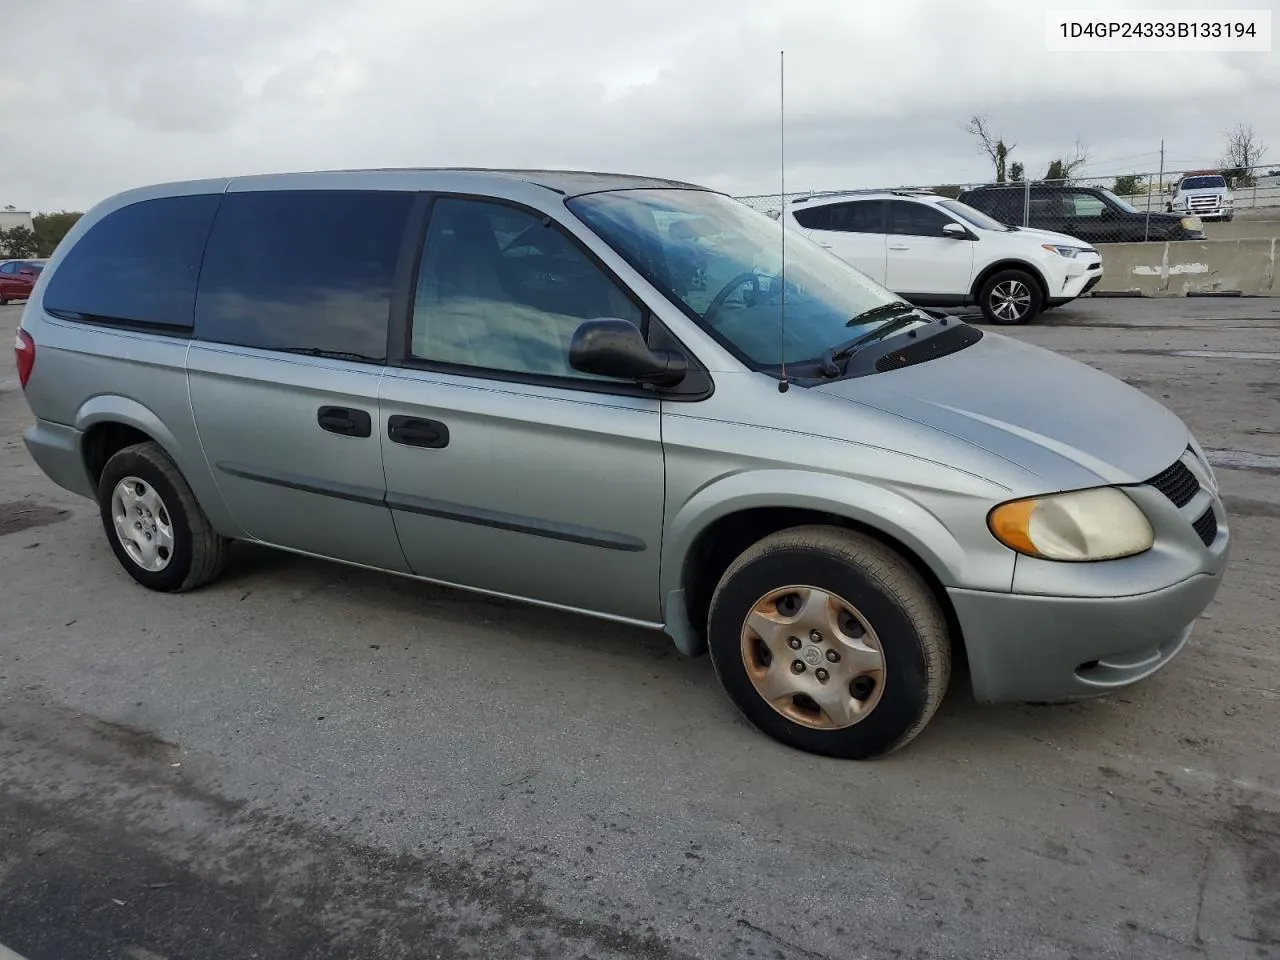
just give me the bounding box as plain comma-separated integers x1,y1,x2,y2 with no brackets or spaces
0,259,44,304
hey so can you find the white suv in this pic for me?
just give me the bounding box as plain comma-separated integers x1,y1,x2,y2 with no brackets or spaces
784,190,1103,325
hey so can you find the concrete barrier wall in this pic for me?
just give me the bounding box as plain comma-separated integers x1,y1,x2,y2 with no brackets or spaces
1094,238,1277,297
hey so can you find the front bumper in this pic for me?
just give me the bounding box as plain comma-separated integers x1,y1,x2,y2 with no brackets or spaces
1050,259,1103,303
950,570,1224,703
952,447,1229,704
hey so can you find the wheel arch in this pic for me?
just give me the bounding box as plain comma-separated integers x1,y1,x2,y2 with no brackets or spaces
661,473,971,659
74,396,242,537
969,259,1050,305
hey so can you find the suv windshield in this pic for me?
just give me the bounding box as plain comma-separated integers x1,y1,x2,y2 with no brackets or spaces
1097,188,1138,214
568,189,919,368
937,199,1009,232
1181,176,1227,190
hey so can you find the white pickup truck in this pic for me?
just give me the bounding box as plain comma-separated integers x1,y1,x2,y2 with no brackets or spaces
1166,173,1234,222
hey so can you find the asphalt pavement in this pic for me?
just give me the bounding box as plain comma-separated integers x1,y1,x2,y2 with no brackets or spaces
2,297,1278,960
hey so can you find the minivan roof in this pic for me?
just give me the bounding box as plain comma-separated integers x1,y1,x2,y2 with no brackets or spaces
170,168,711,199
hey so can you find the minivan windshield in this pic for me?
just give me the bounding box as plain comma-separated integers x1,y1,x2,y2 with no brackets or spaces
568,189,922,368
937,199,1010,232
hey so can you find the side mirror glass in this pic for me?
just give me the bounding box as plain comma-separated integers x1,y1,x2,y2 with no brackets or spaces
569,319,687,387
941,222,969,239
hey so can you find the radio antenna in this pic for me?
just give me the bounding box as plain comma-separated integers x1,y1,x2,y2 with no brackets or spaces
777,49,789,393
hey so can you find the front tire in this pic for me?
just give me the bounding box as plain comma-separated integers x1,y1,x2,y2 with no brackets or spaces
97,441,229,592
707,526,951,759
978,269,1042,325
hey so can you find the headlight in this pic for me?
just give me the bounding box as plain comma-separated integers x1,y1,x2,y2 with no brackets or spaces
1041,244,1087,258
988,488,1154,562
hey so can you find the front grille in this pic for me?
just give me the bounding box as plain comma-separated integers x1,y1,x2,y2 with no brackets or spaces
1193,507,1218,547
1145,454,1199,508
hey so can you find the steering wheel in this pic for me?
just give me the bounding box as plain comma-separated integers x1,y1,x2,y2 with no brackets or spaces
703,272,763,327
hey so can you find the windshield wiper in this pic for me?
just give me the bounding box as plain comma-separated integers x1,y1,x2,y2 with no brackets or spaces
279,346,383,363
816,304,924,377
843,300,918,328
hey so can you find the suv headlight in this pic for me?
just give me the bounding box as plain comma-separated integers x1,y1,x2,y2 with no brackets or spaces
988,488,1155,561
1041,243,1089,258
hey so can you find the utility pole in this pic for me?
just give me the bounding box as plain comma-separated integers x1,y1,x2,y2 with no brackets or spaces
1145,139,1163,243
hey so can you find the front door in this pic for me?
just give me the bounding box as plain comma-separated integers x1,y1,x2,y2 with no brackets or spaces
379,196,665,623
884,200,975,297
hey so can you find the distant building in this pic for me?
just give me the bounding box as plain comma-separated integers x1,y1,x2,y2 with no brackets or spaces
1,209,35,233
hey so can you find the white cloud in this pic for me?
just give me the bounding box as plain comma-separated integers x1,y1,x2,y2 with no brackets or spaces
2,0,1276,211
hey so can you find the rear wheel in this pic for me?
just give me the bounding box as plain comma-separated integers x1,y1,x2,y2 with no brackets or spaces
97,441,229,592
707,526,951,759
978,269,1042,325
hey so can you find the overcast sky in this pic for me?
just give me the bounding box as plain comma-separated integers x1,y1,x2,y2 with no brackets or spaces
2,0,1277,212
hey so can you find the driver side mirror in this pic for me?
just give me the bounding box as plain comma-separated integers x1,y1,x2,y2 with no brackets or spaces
569,319,687,387
941,222,970,239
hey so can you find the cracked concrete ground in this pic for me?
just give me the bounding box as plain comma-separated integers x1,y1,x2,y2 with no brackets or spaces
1,297,1278,959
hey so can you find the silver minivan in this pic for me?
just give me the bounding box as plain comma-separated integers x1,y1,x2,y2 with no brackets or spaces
14,169,1229,758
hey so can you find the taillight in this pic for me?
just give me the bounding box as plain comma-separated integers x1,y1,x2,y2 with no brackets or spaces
14,329,34,389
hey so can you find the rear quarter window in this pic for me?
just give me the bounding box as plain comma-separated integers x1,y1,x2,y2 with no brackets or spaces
194,190,414,361
41,194,221,330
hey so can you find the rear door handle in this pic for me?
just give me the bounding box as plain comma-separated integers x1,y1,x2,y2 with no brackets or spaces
889,244,910,251
388,415,449,449
317,405,372,438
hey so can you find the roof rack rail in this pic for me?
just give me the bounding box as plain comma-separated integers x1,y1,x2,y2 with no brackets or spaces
790,186,939,205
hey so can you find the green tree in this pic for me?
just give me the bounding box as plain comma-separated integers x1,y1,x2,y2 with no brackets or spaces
1112,174,1145,196
964,114,1016,183
1042,140,1091,184
1009,161,1025,182
0,225,39,258
32,211,83,257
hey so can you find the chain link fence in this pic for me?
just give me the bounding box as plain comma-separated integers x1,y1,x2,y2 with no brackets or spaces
736,163,1280,221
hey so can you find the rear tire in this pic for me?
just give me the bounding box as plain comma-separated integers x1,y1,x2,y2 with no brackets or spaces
707,526,951,759
97,441,228,592
978,269,1042,325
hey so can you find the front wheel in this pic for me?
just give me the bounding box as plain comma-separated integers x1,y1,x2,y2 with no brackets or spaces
707,526,951,759
978,269,1043,325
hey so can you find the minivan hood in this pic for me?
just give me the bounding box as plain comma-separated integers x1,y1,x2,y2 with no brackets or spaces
813,330,1188,489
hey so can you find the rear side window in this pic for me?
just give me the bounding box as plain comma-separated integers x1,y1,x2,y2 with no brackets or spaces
195,190,413,361
830,201,885,233
42,194,220,330
793,201,884,233
792,204,830,229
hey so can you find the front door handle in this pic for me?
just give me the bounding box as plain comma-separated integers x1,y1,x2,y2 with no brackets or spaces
317,405,372,438
889,244,910,251
388,415,449,449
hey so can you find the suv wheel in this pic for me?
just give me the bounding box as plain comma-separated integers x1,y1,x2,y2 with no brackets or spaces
979,269,1042,325
97,441,229,592
707,526,951,759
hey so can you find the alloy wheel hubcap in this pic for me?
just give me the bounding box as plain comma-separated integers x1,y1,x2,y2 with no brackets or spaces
991,280,1031,321
739,585,886,730
110,477,175,572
